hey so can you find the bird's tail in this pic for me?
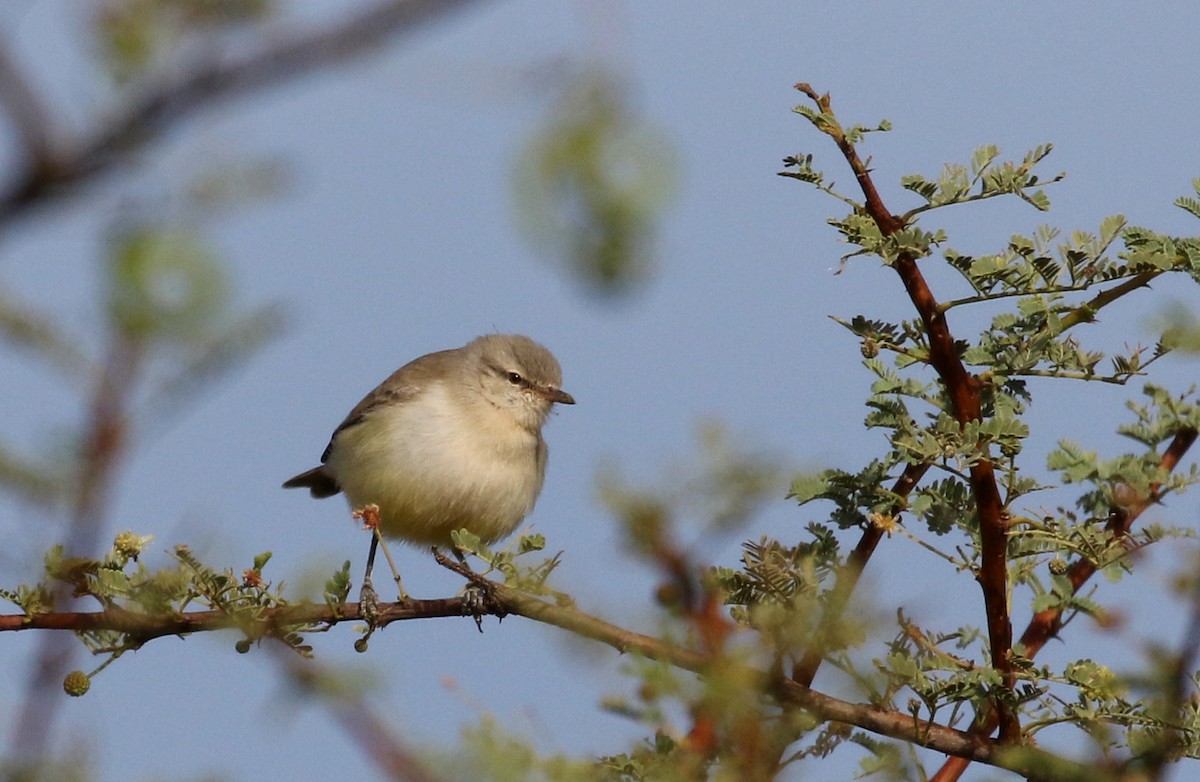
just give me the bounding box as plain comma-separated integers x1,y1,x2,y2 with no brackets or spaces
281,466,341,499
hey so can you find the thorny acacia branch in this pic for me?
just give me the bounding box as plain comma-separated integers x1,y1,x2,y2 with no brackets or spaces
792,460,930,686
930,427,1199,782
0,580,1126,781
793,83,1019,740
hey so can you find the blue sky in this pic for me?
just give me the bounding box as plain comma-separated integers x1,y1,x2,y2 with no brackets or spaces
2,2,1200,780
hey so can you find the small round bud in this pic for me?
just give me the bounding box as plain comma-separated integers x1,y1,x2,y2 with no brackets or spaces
63,670,90,697
235,639,252,654
654,582,682,609
354,637,369,653
1049,558,1068,575
860,337,879,359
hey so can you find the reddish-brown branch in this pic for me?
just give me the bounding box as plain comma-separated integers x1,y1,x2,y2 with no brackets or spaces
1020,426,1197,657
793,84,901,235
966,458,1018,739
930,427,1198,782
795,84,1018,739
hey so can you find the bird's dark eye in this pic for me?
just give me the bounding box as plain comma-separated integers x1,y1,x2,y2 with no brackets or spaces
506,371,523,385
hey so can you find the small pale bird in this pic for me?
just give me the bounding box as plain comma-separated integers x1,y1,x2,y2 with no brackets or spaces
283,334,574,601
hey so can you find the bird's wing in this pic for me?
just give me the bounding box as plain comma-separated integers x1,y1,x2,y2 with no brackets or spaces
319,348,458,463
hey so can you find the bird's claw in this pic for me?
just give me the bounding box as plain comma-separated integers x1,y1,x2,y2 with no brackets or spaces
360,578,380,628
461,583,490,632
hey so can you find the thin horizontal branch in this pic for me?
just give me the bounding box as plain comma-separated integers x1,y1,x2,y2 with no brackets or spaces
0,579,1114,781
0,597,461,638
0,0,484,226
940,283,1094,312
1059,270,1162,330
1007,368,1140,386
899,186,1052,224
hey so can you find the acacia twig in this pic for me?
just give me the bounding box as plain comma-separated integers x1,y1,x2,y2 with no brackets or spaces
0,582,1115,781
930,427,1198,782
792,460,930,685
793,83,1019,740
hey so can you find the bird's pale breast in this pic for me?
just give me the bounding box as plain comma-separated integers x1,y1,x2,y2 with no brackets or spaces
324,383,546,544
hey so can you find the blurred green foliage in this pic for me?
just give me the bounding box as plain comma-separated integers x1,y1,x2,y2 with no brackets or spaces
96,0,274,81
514,72,677,296
107,225,227,341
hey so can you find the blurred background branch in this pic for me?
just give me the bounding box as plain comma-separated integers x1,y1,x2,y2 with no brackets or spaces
0,0,485,226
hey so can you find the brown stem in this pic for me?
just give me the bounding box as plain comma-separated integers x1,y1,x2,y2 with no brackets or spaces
793,84,901,234
0,586,1104,780
930,428,1198,782
1059,270,1162,330
795,84,1018,739
0,598,459,636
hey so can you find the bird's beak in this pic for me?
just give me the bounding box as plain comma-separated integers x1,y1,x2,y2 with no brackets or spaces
539,387,576,405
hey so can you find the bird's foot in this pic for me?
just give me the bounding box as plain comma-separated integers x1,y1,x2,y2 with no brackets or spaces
360,577,380,624
432,546,501,631
461,583,491,632
354,577,381,652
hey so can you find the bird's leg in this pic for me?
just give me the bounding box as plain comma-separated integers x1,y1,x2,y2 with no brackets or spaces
433,545,490,629
373,527,408,602
353,528,410,651
353,504,408,603
359,534,380,628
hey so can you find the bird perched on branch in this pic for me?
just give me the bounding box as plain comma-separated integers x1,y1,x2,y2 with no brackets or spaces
284,333,574,603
